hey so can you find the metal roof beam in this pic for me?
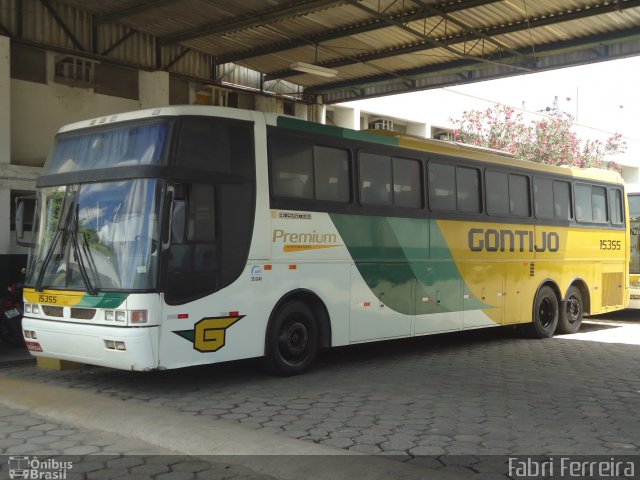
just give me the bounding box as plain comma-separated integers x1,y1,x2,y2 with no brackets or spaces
217,0,502,64
101,29,137,56
165,47,191,70
39,0,85,51
159,0,343,46
267,0,640,80
411,0,524,59
96,0,182,24
308,26,640,98
344,0,533,71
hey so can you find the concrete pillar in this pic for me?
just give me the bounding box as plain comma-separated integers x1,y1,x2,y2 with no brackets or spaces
294,103,308,120
0,36,11,256
1,35,10,166
309,101,326,124
255,95,279,113
139,71,170,109
333,106,360,130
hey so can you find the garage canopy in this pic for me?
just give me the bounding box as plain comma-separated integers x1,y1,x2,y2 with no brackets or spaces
5,0,640,103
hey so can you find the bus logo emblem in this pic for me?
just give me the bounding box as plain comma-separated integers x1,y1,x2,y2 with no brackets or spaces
173,315,243,353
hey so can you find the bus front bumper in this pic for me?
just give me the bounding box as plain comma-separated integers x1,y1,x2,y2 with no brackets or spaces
21,317,159,371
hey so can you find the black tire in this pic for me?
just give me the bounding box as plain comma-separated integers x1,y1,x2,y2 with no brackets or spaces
526,285,559,338
262,300,319,376
557,285,583,334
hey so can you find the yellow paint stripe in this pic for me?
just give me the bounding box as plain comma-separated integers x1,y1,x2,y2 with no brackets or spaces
24,288,84,307
283,244,342,253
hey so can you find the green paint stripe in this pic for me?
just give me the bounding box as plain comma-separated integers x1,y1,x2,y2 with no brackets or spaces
276,116,399,147
329,214,493,314
174,330,195,343
77,292,128,309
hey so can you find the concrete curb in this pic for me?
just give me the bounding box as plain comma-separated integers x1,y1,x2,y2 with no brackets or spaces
0,375,466,480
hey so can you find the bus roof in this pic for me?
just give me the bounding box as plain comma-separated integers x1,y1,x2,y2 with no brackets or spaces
58,105,624,186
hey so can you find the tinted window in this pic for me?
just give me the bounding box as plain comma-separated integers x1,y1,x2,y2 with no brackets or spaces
177,118,253,175
360,153,392,206
534,177,554,219
457,166,481,213
486,171,509,216
575,183,592,222
187,184,216,242
592,186,607,223
509,174,530,217
575,183,608,223
554,181,572,220
609,189,623,225
393,157,422,208
429,162,456,211
270,137,313,199
314,146,350,203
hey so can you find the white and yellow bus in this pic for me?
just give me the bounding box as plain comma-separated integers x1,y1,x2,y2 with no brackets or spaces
17,106,629,375
626,185,640,308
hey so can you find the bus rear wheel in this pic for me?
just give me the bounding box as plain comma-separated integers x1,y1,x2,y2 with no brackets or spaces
527,285,559,338
263,300,319,376
557,285,583,334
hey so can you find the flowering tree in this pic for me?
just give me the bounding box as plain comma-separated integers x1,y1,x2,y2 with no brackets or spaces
450,104,625,171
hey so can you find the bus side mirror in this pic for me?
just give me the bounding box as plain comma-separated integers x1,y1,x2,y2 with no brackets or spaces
15,196,36,247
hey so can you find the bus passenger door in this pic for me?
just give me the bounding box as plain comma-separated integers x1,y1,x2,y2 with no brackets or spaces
461,263,504,328
349,263,412,342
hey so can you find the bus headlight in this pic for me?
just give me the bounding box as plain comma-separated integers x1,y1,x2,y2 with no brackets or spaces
130,310,148,324
32,304,40,314
115,311,126,322
104,310,114,321
631,281,640,288
25,303,32,313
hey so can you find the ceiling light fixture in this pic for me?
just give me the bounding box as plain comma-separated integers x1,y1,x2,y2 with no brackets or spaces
290,62,338,78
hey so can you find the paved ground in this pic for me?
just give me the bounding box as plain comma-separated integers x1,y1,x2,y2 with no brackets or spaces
1,313,640,479
0,403,280,480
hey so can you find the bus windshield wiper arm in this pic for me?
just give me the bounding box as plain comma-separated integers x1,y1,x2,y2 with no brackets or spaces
70,204,98,296
35,190,73,292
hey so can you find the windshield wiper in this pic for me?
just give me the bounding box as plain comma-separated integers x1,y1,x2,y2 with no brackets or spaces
35,190,73,292
69,204,98,296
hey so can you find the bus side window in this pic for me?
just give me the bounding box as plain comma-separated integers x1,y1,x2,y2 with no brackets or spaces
314,146,350,203
592,186,608,223
553,180,572,220
534,177,554,219
486,171,508,216
609,189,623,225
509,174,530,217
359,152,392,206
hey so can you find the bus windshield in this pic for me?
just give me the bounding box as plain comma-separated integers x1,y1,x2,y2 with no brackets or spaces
43,121,170,175
629,194,640,219
26,179,162,291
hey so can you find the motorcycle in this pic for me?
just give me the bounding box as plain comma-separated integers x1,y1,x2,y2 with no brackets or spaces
0,270,25,348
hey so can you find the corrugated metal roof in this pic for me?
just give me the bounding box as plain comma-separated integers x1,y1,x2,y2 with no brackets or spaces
2,0,640,102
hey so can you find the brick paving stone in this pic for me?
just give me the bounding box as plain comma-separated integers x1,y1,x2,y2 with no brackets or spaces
2,317,640,479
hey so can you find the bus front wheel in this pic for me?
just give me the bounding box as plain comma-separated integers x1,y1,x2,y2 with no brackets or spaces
557,285,583,334
527,285,559,338
263,300,319,376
